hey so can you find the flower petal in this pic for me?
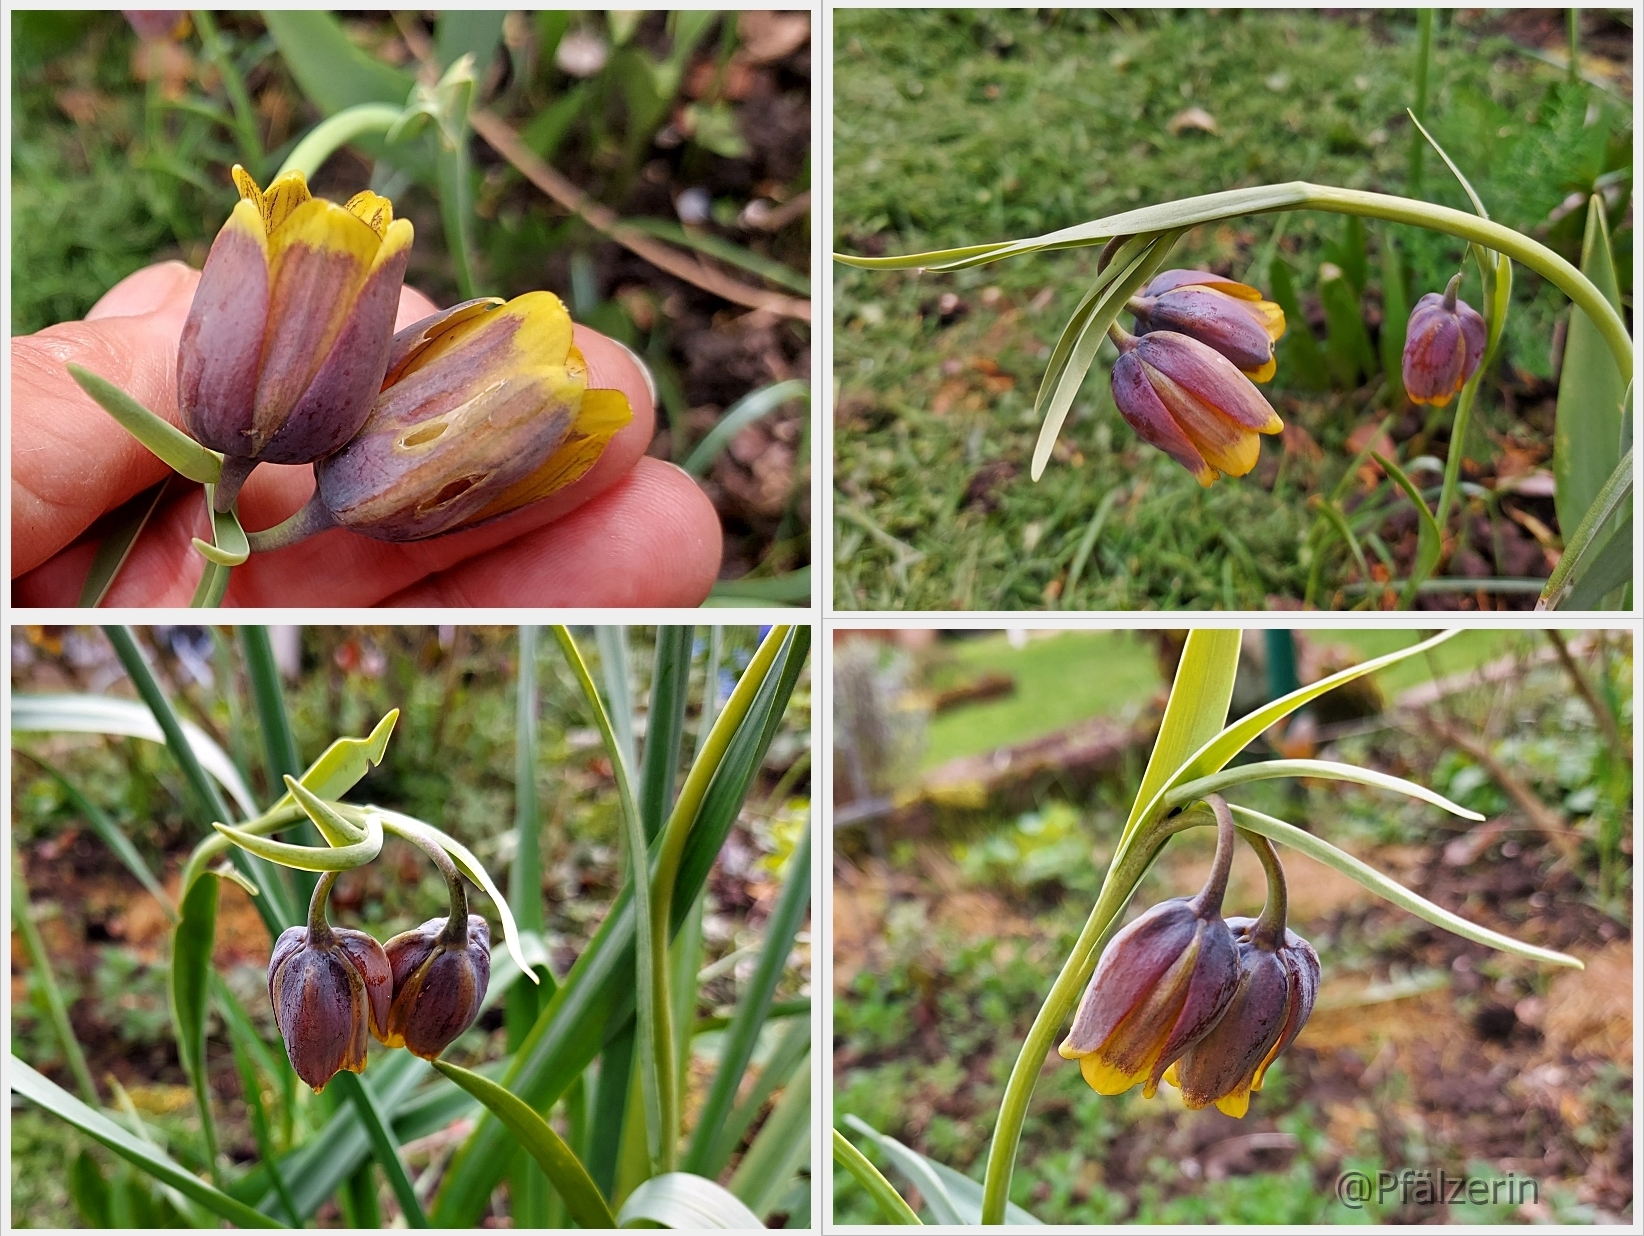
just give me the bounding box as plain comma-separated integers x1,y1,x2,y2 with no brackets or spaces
1137,333,1282,433
344,190,394,240
1111,352,1216,486
383,297,506,387
177,198,271,454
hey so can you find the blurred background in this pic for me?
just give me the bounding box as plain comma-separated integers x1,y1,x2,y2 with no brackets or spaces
833,9,1632,610
12,11,812,602
833,627,1632,1222
11,624,811,1227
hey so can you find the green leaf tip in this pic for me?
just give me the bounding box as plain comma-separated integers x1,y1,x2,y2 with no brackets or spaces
65,362,224,484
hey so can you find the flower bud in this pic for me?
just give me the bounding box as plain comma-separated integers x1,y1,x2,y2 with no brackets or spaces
1109,324,1283,486
381,914,491,1059
1401,274,1486,407
267,916,392,1093
1059,804,1240,1097
1130,270,1286,381
1164,916,1320,1116
312,292,632,541
178,166,413,508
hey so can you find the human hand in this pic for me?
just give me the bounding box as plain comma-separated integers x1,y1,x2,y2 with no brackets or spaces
12,262,723,606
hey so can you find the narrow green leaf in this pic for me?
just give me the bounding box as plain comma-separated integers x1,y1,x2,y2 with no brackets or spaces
79,477,175,607
12,694,259,819
619,217,812,295
1266,254,1330,391
169,871,222,1185
1121,630,1241,839
214,804,383,871
684,381,810,477
1168,758,1484,819
596,626,639,777
1372,451,1445,608
68,1149,113,1227
261,9,413,114
1559,521,1633,611
1405,109,1490,221
728,1059,809,1217
588,1025,637,1198
1228,804,1582,967
617,1172,765,1229
264,709,399,813
684,826,811,1175
105,1074,211,1225
833,1129,922,1225
225,1007,300,1225
430,1060,616,1229
25,755,174,915
1554,194,1628,538
709,1001,811,1176
434,8,505,72
1540,445,1633,610
1310,497,1375,600
1318,261,1377,387
189,560,231,607
11,1059,283,1227
192,489,250,566
65,363,223,482
13,850,99,1103
332,1071,428,1227
1379,228,1409,406
641,627,695,841
845,1116,1044,1225
511,627,545,934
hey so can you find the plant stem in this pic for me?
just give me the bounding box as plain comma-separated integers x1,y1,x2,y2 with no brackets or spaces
245,493,338,553
388,823,471,944
278,103,405,181
1237,827,1289,948
306,869,340,946
192,9,263,170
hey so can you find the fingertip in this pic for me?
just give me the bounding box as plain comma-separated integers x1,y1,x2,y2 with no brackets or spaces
85,262,200,321
394,285,441,330
572,325,657,441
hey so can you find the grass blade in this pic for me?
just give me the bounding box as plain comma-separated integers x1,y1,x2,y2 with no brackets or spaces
553,625,663,1170
843,1116,962,1224
833,1128,921,1225
22,753,174,915
1378,228,1409,406
431,1060,616,1228
616,216,812,296
169,871,223,1186
642,626,695,841
11,1058,283,1227
683,380,810,477
1228,805,1582,967
332,1070,429,1227
1371,451,1445,608
1540,445,1633,609
13,850,99,1103
617,1172,764,1229
684,826,811,1174
596,625,638,777
1266,255,1330,390
710,1016,810,1176
727,1057,808,1216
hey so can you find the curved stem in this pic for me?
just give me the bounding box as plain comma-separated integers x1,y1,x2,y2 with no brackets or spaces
1238,828,1289,949
1192,796,1237,914
278,103,405,181
246,492,337,553
307,870,340,946
212,455,257,513
385,821,470,944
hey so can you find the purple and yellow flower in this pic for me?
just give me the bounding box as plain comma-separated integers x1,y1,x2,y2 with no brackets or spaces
312,292,632,541
1109,324,1283,486
381,914,491,1059
1059,804,1241,1097
267,878,393,1092
1130,270,1286,381
1164,915,1320,1117
1402,273,1486,407
178,165,413,509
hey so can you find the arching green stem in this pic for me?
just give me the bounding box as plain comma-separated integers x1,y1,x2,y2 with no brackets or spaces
1236,826,1289,950
387,822,471,945
278,103,405,181
246,493,338,554
307,870,340,946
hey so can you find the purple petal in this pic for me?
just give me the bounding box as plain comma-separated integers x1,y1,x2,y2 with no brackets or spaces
177,201,270,453
1110,352,1214,483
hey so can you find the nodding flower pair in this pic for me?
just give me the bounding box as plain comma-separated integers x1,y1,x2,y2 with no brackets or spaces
267,864,491,1092
1108,266,1484,487
176,166,630,544
1059,797,1320,1118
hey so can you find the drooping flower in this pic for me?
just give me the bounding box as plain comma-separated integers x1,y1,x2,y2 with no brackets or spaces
178,166,413,509
1059,802,1241,1097
1129,269,1286,381
1401,273,1486,407
381,914,491,1059
267,872,393,1091
1108,323,1283,486
309,292,633,541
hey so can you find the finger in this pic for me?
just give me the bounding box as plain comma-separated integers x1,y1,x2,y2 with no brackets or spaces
382,459,722,607
11,268,446,577
15,325,665,605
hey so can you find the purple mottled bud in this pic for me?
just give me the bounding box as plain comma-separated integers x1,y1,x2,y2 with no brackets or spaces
267,920,391,1092
1108,325,1283,487
178,166,412,509
1402,275,1487,407
1131,270,1286,381
1059,803,1241,1097
381,914,491,1059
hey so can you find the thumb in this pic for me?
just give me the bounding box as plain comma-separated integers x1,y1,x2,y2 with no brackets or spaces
12,262,202,576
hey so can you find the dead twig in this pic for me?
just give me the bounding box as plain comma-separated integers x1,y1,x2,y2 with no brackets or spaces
470,108,812,322
1420,713,1580,861
1545,630,1627,765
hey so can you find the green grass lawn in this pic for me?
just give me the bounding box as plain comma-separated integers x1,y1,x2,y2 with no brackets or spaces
832,9,1631,610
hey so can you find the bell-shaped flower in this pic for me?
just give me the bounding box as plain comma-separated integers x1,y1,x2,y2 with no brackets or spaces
1108,324,1283,486
1059,804,1240,1097
178,165,413,509
1164,915,1320,1116
310,292,633,541
1129,270,1286,381
1402,274,1486,407
381,913,491,1059
267,893,392,1092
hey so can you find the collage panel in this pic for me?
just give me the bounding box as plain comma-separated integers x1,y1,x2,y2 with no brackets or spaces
11,10,812,609
832,9,1634,613
831,626,1634,1225
10,623,812,1228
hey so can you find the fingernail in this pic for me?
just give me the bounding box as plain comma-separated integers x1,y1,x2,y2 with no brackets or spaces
611,338,659,410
